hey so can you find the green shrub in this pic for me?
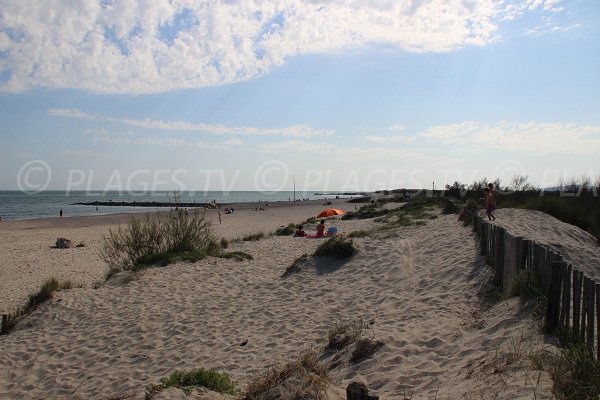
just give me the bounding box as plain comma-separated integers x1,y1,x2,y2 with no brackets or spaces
275,223,296,236
342,204,387,220
220,237,229,249
218,251,253,261
348,230,370,238
146,368,239,398
551,343,600,399
282,254,309,277
101,210,215,272
510,271,547,320
242,232,265,242
458,199,479,226
347,196,372,203
313,236,356,259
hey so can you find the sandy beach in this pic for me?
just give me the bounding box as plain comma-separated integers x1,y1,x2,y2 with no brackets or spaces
3,198,597,399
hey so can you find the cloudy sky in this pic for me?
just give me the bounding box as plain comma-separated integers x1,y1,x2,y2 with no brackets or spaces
1,0,598,193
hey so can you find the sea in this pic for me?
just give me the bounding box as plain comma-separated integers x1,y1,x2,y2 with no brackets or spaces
0,190,357,221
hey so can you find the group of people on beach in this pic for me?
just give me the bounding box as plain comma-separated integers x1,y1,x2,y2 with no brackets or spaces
294,220,338,238
483,183,497,221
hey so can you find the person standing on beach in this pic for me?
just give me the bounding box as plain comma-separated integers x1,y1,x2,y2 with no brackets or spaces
483,188,496,221
488,183,497,212
218,209,222,224
59,209,63,217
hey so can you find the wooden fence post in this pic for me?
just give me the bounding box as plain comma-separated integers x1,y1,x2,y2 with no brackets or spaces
480,219,486,256
560,263,572,332
586,278,595,352
573,269,581,339
581,274,589,343
545,261,563,333
596,283,600,359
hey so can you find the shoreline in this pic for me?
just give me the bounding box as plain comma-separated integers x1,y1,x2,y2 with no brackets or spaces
0,198,342,227
0,191,364,222
0,198,353,314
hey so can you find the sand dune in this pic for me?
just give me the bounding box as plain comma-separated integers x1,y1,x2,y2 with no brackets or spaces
488,208,600,280
0,204,563,399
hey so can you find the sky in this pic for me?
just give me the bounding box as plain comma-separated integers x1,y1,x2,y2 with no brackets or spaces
0,0,599,194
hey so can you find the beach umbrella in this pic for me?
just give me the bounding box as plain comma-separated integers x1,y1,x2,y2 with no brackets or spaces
316,208,345,218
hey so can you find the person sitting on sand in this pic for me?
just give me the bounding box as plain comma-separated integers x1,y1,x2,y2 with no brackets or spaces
294,225,306,237
483,188,496,221
316,220,326,237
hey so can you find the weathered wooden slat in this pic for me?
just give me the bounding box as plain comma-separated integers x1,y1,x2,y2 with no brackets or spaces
480,220,486,256
596,283,600,359
580,272,587,343
560,262,571,331
565,264,572,332
545,261,563,333
586,278,595,352
573,269,581,338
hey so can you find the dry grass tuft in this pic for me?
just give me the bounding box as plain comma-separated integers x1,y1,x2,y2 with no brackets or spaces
350,338,385,363
326,318,368,351
243,348,330,400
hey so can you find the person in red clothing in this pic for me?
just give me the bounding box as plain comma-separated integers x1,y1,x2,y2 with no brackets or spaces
316,220,326,237
294,224,306,237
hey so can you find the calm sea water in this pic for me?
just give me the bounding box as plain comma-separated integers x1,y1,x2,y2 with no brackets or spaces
0,191,348,221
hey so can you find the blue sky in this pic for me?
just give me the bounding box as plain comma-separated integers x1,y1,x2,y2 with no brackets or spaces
0,0,599,193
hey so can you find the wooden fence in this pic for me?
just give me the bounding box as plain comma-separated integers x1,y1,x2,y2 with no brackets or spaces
1,309,25,334
473,215,599,357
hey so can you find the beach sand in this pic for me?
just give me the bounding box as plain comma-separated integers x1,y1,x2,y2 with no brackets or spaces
1,200,585,399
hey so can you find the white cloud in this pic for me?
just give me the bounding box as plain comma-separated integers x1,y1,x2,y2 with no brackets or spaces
366,135,416,144
389,124,408,132
0,0,564,94
418,121,600,155
524,22,580,36
260,140,427,160
50,108,333,137
81,126,243,149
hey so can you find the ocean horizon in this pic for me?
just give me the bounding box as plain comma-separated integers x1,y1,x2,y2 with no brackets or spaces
0,190,362,221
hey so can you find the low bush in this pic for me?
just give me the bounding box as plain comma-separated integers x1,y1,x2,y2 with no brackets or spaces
243,349,329,400
551,342,600,399
145,368,239,399
326,318,367,350
510,271,547,320
218,251,253,261
101,210,216,272
313,236,356,259
350,338,385,363
242,232,265,242
347,196,372,203
275,223,296,236
348,230,370,238
282,254,309,277
458,199,479,226
342,204,387,220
